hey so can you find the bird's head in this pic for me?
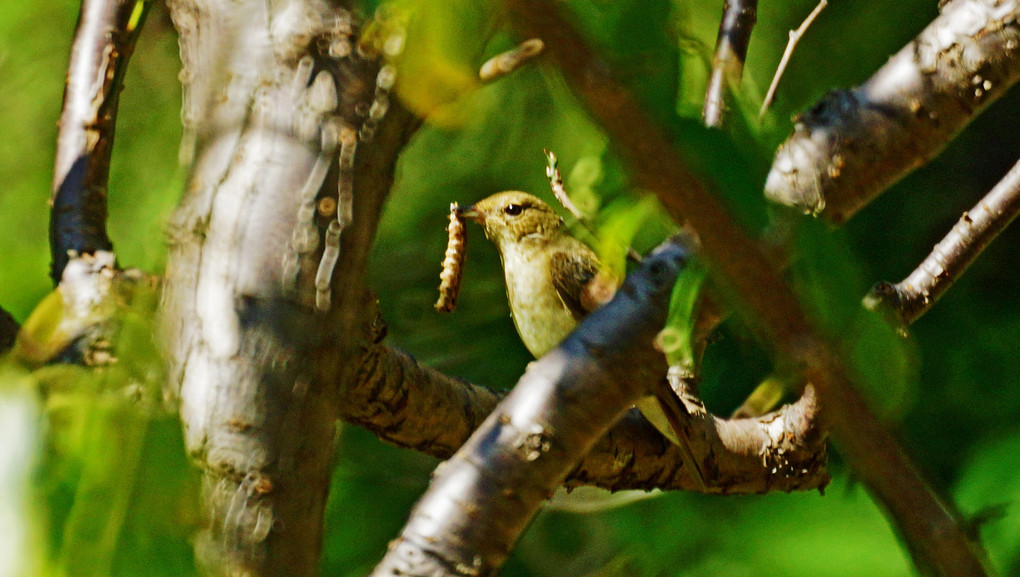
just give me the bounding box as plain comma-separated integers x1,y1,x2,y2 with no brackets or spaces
459,191,564,248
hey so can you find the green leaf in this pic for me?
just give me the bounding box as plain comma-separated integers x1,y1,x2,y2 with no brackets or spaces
659,261,707,370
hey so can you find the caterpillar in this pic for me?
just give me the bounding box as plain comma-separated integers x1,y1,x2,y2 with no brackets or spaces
435,202,467,313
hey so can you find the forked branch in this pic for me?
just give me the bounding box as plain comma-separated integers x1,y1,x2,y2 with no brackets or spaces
344,344,828,495
510,1,990,575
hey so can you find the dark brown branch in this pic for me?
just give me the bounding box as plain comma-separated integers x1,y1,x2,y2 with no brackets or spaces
865,156,1020,326
369,241,690,577
702,0,758,128
765,0,1020,224
51,0,152,284
509,2,990,575
343,344,828,494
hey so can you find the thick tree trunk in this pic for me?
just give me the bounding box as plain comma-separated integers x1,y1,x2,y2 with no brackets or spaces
160,1,416,575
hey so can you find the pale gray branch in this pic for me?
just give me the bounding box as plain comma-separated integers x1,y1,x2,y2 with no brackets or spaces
161,2,407,575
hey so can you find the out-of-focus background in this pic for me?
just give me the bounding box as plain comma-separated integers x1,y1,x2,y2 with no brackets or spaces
2,1,1019,576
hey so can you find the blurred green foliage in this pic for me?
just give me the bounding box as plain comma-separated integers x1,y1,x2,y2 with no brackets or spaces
0,277,199,577
2,0,1020,576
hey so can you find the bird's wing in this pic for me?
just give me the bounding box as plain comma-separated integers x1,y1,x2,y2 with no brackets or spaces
549,243,601,321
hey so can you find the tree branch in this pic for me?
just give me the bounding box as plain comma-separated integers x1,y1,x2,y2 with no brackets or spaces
51,0,152,284
702,0,758,128
369,240,692,577
509,1,990,575
343,343,828,494
765,0,1020,224
865,156,1020,326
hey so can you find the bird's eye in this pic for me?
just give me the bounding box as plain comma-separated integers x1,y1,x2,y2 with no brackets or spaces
504,203,524,216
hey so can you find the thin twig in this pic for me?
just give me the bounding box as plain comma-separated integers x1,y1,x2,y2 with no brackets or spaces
510,2,990,575
703,0,758,128
479,38,545,82
865,156,1020,326
760,0,826,118
545,149,642,262
544,149,587,221
50,0,152,285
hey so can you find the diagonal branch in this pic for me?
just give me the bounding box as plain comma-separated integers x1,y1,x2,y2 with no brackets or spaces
369,240,692,577
51,0,152,284
765,0,1020,224
509,1,990,575
343,343,828,494
702,0,758,128
865,156,1020,326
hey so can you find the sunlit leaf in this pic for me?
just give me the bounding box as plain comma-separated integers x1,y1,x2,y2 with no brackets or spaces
659,261,707,370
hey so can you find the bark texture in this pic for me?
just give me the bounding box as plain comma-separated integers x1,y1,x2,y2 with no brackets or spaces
370,240,691,577
865,156,1020,325
765,0,1020,224
160,1,415,575
344,344,828,495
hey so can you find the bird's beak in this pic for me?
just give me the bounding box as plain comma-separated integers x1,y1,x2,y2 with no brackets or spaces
457,205,483,224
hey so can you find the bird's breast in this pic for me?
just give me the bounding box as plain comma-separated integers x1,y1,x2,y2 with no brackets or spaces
500,245,578,358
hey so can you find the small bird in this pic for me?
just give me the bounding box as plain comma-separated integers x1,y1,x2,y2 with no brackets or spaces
459,191,706,490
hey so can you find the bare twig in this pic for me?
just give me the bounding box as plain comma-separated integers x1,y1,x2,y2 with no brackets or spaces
50,0,152,285
766,0,1020,224
759,0,827,117
545,149,642,262
703,0,758,128
510,2,990,575
865,156,1020,326
544,149,587,221
479,38,545,82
